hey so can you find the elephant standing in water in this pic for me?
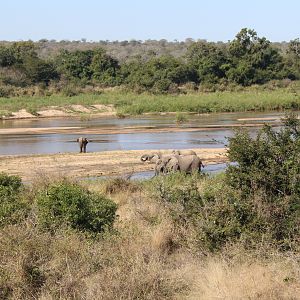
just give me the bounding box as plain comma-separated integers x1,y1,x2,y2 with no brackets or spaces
77,137,89,153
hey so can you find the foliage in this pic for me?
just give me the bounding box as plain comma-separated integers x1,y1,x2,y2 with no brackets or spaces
224,114,300,249
1,29,300,94
226,113,300,197
186,41,227,83
285,38,300,80
151,116,300,251
175,112,188,123
36,181,117,233
226,28,285,85
0,173,28,227
121,55,194,93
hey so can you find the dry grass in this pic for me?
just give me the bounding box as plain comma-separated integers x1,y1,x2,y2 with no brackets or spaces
1,177,300,299
187,256,300,299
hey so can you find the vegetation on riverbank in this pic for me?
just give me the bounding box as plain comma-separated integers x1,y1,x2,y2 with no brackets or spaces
0,115,299,298
1,28,300,97
0,82,299,117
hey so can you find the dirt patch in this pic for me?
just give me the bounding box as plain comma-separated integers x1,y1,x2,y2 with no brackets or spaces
11,109,35,119
37,109,70,117
0,148,227,181
92,104,115,112
70,105,93,113
0,127,82,135
4,104,117,120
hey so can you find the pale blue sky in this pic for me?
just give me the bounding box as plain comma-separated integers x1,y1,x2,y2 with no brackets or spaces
1,0,299,42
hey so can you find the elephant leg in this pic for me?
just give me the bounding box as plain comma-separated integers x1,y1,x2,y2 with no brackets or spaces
83,144,87,153
79,144,83,153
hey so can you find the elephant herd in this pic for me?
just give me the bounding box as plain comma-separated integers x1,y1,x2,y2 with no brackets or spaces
141,149,204,176
77,136,204,176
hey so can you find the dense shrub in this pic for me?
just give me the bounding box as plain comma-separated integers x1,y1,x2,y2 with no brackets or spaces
0,173,28,226
152,116,300,251
36,181,117,233
226,114,300,197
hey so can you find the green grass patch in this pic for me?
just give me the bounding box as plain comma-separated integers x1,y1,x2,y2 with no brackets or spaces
0,84,299,115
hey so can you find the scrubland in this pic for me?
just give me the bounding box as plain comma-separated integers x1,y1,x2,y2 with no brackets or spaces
0,114,300,299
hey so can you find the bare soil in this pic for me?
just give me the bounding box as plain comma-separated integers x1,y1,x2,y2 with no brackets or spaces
0,148,227,181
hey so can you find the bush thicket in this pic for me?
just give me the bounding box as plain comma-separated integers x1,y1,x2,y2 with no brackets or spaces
0,173,29,226
152,115,300,251
36,181,117,233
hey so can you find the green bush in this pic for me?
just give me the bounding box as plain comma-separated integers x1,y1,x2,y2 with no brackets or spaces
36,181,117,233
151,173,203,222
151,115,300,251
0,173,28,226
226,113,300,197
0,172,22,192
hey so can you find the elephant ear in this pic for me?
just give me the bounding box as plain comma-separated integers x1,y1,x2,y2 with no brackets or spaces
76,138,79,142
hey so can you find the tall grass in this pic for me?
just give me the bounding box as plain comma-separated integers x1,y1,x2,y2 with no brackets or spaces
0,82,299,115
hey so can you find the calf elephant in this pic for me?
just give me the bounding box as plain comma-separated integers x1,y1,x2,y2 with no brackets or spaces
172,149,197,156
77,137,89,153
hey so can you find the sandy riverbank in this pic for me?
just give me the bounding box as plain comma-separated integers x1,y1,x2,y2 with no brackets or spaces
0,148,227,181
0,122,281,135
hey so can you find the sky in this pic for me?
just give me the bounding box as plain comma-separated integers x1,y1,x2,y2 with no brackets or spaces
1,0,299,42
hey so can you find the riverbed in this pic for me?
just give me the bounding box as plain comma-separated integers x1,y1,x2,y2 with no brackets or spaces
0,110,289,156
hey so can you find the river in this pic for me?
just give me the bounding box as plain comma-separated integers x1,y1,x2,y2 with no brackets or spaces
0,110,294,156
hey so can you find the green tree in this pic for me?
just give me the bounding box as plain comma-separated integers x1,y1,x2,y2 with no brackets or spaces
90,48,120,85
0,46,16,67
122,55,195,93
22,56,58,84
186,41,227,83
226,28,284,85
56,50,93,80
285,38,300,79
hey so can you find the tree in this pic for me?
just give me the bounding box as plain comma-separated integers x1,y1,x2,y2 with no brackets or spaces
186,41,227,83
22,56,58,84
285,38,300,79
90,48,120,85
56,50,93,80
226,28,284,85
121,55,195,93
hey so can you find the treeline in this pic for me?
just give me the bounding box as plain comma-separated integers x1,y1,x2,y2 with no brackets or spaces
0,28,299,96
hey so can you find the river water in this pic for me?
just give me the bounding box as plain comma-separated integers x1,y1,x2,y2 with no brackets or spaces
0,110,294,156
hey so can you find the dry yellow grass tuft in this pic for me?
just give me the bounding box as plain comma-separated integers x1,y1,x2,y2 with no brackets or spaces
187,257,300,299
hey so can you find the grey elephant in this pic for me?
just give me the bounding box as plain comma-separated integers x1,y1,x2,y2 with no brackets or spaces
172,149,197,156
77,137,89,153
155,156,179,175
155,154,203,175
140,152,162,163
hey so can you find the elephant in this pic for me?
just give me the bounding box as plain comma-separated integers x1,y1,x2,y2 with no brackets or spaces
155,156,179,175
155,154,204,175
77,137,89,153
172,149,197,156
140,152,162,163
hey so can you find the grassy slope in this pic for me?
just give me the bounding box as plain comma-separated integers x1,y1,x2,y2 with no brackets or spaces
0,85,300,116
